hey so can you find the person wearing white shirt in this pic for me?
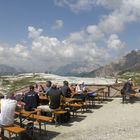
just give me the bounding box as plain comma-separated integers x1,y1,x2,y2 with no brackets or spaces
0,96,17,127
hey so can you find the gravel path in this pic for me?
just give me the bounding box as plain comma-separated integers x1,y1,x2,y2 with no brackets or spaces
41,98,140,140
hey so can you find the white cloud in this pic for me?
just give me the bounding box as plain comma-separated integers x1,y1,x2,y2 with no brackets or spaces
1,0,140,72
0,46,4,54
54,0,140,35
28,26,109,71
96,0,122,9
54,0,122,12
52,20,64,30
97,0,140,34
0,25,124,72
68,31,84,43
10,44,30,59
28,26,43,39
98,8,137,34
54,0,96,12
86,25,104,41
107,34,125,50
54,0,68,7
0,43,30,69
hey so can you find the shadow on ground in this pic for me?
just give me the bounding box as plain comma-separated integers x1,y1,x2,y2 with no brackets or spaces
92,104,103,109
121,96,140,104
13,129,61,140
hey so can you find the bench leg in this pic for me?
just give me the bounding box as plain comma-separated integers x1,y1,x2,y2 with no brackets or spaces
44,123,46,132
0,128,4,136
8,132,12,140
122,95,126,103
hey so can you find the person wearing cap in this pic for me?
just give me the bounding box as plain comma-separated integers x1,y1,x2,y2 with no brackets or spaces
124,78,134,94
75,81,87,94
122,78,135,102
73,81,87,101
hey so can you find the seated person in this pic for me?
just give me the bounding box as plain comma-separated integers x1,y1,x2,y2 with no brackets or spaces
34,84,45,94
34,84,40,93
87,91,97,99
14,92,25,111
0,94,17,126
24,85,39,111
69,83,77,97
87,86,97,98
61,81,71,98
37,83,63,113
122,78,135,95
44,81,52,94
39,84,45,93
73,81,87,101
76,82,87,93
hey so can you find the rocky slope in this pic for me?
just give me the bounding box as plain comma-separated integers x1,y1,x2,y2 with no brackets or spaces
0,64,25,75
0,64,17,75
85,50,140,77
55,62,100,76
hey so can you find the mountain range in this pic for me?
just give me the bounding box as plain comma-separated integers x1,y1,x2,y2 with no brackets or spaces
55,62,100,76
0,64,25,75
0,64,17,75
83,50,140,77
0,50,139,76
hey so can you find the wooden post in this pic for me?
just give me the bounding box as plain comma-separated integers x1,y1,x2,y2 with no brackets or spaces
108,85,110,97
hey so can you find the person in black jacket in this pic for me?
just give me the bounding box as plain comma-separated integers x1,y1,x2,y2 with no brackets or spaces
24,85,39,111
61,81,71,98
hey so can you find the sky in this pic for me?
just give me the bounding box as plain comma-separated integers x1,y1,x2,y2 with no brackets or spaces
0,0,140,72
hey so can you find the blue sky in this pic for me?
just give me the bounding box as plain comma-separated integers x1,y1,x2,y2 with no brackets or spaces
0,0,139,72
0,0,108,42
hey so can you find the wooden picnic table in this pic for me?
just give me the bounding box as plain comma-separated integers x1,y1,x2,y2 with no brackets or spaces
15,109,38,127
39,95,48,100
130,93,140,97
39,95,82,103
133,86,140,91
64,98,82,103
15,109,53,134
15,109,53,124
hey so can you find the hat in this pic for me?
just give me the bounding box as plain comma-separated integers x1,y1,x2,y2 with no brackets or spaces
128,78,132,81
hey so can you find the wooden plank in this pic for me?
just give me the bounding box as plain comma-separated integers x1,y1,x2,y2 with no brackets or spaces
33,115,53,122
4,125,25,134
15,111,53,122
52,110,67,115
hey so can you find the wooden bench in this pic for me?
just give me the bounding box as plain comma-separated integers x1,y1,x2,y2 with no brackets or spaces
96,88,105,103
2,125,25,140
130,93,140,97
122,93,140,103
64,103,84,117
15,110,53,122
15,110,53,134
32,114,53,134
51,110,68,126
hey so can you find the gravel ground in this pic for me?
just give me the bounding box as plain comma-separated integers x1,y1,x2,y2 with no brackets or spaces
37,97,140,140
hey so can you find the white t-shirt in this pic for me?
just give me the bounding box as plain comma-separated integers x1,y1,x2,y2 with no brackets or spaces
76,85,83,94
0,99,17,126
